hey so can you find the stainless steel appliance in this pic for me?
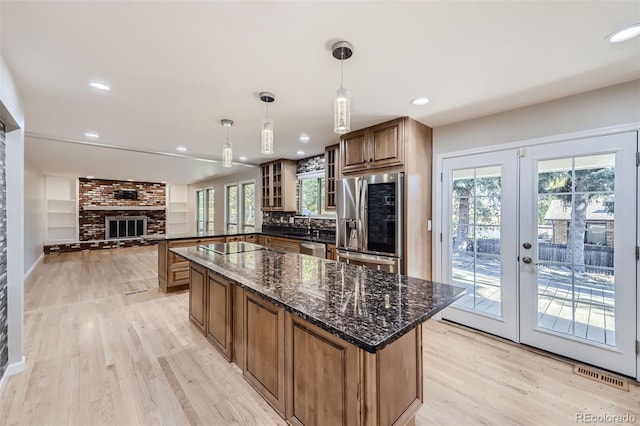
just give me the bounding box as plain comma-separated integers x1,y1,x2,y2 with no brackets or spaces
300,241,327,258
336,172,403,273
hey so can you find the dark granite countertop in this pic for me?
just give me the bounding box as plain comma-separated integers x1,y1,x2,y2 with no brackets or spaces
144,229,336,245
171,243,464,353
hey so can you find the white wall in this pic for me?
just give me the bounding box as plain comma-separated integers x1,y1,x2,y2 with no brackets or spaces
24,164,45,275
1,55,26,383
433,80,640,157
188,168,262,234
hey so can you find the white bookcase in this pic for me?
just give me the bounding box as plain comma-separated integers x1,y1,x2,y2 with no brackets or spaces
46,176,78,242
166,184,188,234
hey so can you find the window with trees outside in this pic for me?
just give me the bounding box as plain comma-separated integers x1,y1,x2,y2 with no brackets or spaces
298,171,327,216
195,188,214,233
225,180,256,233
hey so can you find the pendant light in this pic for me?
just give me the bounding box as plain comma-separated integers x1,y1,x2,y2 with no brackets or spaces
260,92,275,155
332,41,353,134
221,119,233,168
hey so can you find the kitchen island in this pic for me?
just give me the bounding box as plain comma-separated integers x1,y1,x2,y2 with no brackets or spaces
171,242,464,426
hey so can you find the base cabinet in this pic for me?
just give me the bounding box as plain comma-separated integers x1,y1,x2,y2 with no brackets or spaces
187,262,423,425
188,264,207,334
206,273,233,360
243,292,286,416
286,315,360,426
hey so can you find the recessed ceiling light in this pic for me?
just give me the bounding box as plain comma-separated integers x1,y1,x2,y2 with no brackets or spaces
126,178,134,182
606,23,640,43
410,97,430,106
176,145,188,153
88,81,111,91
296,150,305,156
238,156,248,161
160,181,167,184
86,175,95,179
84,131,99,139
299,135,310,143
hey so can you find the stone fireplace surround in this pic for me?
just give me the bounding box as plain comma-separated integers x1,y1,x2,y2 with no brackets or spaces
78,178,166,241
44,178,166,254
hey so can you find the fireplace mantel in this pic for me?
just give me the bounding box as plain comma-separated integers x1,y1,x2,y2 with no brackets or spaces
82,206,166,211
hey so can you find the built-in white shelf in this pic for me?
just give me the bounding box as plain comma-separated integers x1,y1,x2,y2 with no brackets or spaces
167,184,189,235
81,206,166,211
46,176,79,243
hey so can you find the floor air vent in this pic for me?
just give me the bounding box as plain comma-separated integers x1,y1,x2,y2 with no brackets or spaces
124,289,149,296
573,365,629,391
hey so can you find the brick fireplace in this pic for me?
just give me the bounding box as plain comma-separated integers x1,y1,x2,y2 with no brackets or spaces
78,178,166,241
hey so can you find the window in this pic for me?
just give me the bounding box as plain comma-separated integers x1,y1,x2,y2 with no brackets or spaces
195,188,214,233
585,222,607,245
225,180,256,233
298,171,326,216
226,185,238,232
242,182,256,230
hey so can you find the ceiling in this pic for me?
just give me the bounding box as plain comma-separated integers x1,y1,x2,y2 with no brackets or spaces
2,1,639,184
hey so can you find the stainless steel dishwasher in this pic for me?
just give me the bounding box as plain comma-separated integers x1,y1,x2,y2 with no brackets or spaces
300,241,327,258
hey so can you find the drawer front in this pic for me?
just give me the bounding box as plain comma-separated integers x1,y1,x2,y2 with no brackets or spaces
271,237,300,253
245,234,258,243
225,235,246,243
171,268,190,285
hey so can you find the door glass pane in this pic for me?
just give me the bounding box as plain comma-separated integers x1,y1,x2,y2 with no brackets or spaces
451,166,502,317
366,182,396,254
535,153,615,346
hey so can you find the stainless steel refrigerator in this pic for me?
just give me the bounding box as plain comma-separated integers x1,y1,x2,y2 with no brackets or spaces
336,172,403,273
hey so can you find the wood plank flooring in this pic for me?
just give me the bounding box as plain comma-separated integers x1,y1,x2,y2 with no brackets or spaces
1,246,638,425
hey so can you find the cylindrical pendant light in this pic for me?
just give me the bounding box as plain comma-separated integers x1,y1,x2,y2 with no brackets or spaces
260,92,275,155
221,119,233,168
332,41,353,134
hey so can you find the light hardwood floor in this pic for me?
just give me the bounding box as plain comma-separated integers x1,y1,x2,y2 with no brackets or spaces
1,246,638,425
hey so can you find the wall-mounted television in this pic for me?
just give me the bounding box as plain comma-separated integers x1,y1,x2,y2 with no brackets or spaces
114,190,138,200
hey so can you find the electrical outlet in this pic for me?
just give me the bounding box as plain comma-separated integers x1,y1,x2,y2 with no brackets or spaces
289,217,294,224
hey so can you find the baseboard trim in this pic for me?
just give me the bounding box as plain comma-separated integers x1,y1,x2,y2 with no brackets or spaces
0,356,26,395
23,252,44,279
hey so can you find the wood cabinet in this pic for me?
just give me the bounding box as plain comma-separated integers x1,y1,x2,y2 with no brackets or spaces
260,159,297,212
270,236,300,253
327,244,337,261
187,258,425,425
225,235,245,243
340,116,433,280
340,117,404,174
245,234,258,244
285,314,360,426
243,292,286,416
159,236,225,292
189,263,207,334
324,144,339,210
206,272,233,360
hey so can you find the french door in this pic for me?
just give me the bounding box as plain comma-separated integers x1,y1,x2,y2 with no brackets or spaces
441,132,638,377
441,150,519,341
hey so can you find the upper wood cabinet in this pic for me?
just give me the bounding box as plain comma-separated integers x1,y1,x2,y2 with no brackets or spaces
324,144,339,210
340,117,405,174
260,159,297,212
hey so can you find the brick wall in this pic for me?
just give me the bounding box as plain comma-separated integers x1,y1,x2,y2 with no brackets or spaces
78,178,166,241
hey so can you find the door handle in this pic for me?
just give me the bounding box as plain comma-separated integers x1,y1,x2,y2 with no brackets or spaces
522,256,533,264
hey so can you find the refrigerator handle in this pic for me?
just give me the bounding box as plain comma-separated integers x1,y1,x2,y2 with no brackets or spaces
356,178,363,252
360,179,368,252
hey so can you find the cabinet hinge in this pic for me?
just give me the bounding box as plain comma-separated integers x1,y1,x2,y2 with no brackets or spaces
636,246,639,261
636,340,640,354
440,172,443,182
636,152,640,167
440,232,442,242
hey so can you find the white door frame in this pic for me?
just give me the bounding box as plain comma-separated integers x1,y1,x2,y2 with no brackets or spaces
433,122,640,379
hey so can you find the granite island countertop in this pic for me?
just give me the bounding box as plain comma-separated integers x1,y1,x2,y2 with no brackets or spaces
171,242,464,353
